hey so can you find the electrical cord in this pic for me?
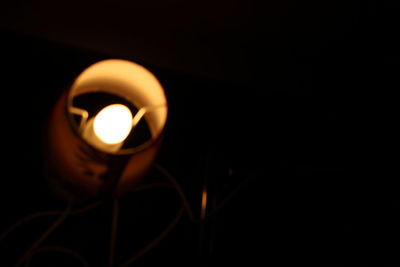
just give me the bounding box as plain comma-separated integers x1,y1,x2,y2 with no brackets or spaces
111,182,185,266
15,201,73,267
109,198,119,267
1,163,253,267
153,163,256,224
24,246,89,267
153,163,200,224
119,202,184,267
0,200,101,267
204,172,254,222
0,201,102,243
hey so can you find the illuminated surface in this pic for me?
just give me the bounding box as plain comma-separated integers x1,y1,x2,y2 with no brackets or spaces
93,104,133,144
69,59,168,141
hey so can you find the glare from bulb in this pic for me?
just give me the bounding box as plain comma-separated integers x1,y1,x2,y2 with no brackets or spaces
93,104,133,144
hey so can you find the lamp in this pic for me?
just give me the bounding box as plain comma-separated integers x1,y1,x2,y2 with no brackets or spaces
2,57,248,267
45,59,168,201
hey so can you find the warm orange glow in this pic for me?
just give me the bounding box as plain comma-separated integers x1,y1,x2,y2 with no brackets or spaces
47,59,168,200
201,189,207,219
69,59,167,140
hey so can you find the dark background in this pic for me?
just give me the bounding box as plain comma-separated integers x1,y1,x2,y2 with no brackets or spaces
0,0,397,266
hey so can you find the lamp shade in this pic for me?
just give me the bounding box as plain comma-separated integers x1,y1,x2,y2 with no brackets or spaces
45,59,168,201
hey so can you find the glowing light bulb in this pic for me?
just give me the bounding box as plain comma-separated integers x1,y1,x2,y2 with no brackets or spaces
93,104,133,144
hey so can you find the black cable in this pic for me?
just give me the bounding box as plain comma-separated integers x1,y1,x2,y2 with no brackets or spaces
24,246,89,267
153,163,257,223
109,198,119,267
16,202,73,267
119,203,184,267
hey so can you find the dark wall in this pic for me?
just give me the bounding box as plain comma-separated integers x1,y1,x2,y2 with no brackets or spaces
0,1,382,87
